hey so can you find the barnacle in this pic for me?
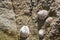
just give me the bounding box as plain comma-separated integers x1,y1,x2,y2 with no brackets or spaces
48,17,60,37
37,10,49,20
39,29,45,37
20,26,30,38
45,17,53,24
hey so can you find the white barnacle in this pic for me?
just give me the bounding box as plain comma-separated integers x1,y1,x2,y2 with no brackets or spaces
37,10,49,20
45,17,53,24
20,26,30,38
39,29,45,37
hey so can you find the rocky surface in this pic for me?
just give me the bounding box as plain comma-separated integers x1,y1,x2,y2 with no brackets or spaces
0,0,60,40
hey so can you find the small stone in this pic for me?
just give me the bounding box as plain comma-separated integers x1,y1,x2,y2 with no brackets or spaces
20,26,30,38
24,10,30,15
39,29,45,37
45,17,53,24
37,10,49,20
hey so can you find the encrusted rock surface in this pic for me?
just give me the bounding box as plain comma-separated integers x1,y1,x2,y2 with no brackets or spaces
0,0,60,40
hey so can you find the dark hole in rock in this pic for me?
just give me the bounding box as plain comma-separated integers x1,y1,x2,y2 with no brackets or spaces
37,18,46,30
49,10,57,17
0,0,4,2
2,0,4,1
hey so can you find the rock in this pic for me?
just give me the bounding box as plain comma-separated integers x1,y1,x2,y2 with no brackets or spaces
37,10,49,20
39,29,45,37
20,26,30,38
0,17,17,35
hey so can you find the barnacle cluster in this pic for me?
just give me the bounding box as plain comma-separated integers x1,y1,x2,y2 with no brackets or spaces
18,0,60,40
48,17,60,39
38,10,54,38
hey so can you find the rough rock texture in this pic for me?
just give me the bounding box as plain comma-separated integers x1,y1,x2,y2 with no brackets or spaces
0,17,17,34
0,0,60,40
0,0,17,40
0,8,15,19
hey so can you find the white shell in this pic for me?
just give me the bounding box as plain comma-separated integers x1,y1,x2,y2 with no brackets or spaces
20,26,30,38
39,29,45,37
45,17,53,24
37,10,49,20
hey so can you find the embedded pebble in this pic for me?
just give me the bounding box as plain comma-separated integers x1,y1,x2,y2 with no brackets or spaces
45,17,53,24
20,26,30,38
37,10,49,20
39,29,45,37
24,10,30,15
